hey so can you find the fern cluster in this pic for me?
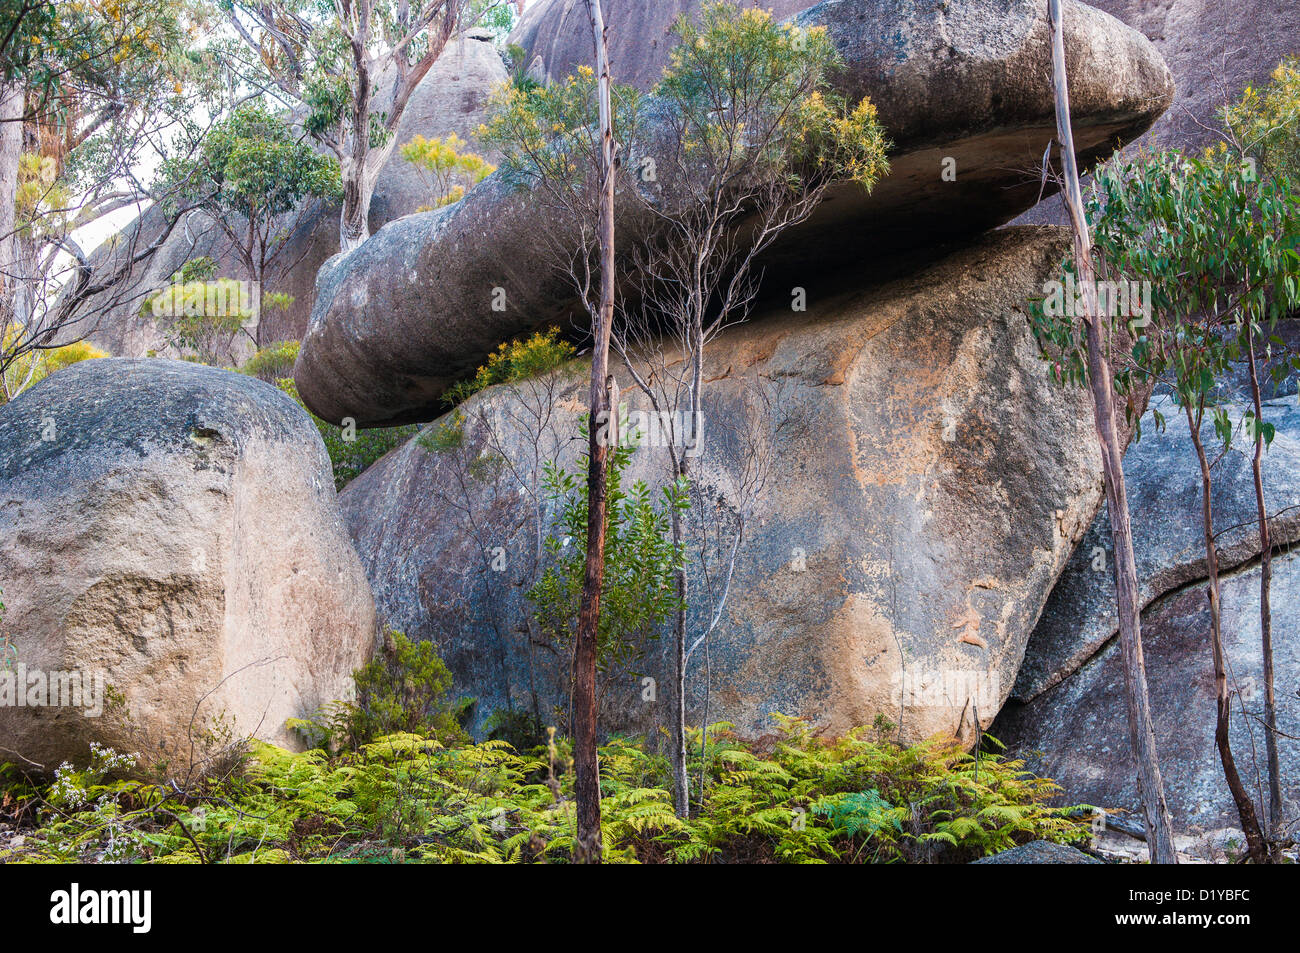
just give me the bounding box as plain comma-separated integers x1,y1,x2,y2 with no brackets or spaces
0,715,1091,864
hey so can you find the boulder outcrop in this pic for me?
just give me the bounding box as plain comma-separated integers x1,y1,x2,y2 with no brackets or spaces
338,227,1102,743
295,0,1172,427
970,840,1103,863
1016,0,1300,226
997,397,1300,832
1086,0,1300,153
996,549,1300,832
0,359,377,773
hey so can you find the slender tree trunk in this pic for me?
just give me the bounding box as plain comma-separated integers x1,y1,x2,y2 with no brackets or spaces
572,0,615,864
339,161,372,253
671,325,707,817
1245,328,1282,854
1185,406,1269,862
1048,0,1179,864
670,457,689,818
249,221,265,349
0,81,25,327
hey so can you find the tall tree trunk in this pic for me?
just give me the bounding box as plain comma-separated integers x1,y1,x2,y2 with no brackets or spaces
572,0,615,864
1047,0,1179,864
339,162,373,254
339,147,394,253
0,81,24,327
1185,406,1269,862
340,7,376,254
1245,328,1282,854
670,458,689,818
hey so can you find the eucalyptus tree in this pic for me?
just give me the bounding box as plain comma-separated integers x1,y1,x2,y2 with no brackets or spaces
1040,0,1178,864
0,0,212,379
157,99,343,345
219,0,507,251
1083,141,1300,861
1220,58,1300,850
480,0,625,863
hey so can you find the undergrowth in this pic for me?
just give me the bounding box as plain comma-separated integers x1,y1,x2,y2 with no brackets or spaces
0,714,1092,864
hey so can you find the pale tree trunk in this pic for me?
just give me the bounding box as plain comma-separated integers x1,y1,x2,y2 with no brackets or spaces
1047,0,1179,864
339,143,395,253
670,454,688,817
335,2,458,252
572,0,615,864
1184,406,1268,862
0,81,24,326
1244,331,1282,854
340,0,377,254
339,165,370,253
669,329,704,818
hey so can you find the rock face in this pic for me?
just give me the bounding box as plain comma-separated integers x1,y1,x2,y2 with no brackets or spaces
1086,0,1300,152
995,550,1300,832
510,0,814,90
339,227,1103,743
0,359,377,773
970,840,1103,864
76,33,507,358
1011,396,1300,701
997,393,1300,832
518,0,1297,158
1015,0,1300,226
296,0,1171,427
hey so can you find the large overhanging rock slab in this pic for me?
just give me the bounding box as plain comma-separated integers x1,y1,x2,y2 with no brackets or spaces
338,227,1101,744
295,0,1172,428
0,359,377,774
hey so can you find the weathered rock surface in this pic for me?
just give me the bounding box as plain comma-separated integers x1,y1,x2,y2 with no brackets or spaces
339,227,1103,743
510,0,813,90
995,548,1300,832
75,32,507,358
1012,396,1300,701
970,840,1103,864
1086,0,1300,153
297,0,1172,427
1016,0,1300,226
0,359,377,773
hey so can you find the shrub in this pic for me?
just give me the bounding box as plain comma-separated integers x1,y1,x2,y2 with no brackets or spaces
1,328,108,400
291,631,470,754
483,708,549,753
442,326,576,407
240,340,300,382
416,410,466,453
400,133,495,210
348,631,468,745
502,42,541,93
528,435,685,683
1222,57,1300,185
